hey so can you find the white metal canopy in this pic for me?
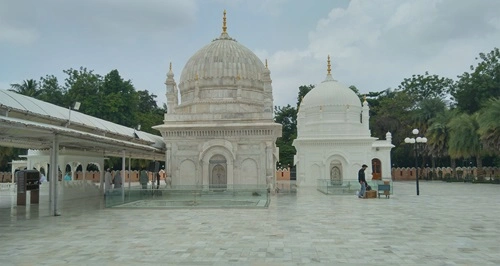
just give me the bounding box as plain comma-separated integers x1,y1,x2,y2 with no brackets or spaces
0,89,165,159
0,89,166,216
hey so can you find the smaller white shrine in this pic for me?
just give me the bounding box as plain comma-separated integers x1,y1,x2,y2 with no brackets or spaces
23,148,105,182
293,56,394,187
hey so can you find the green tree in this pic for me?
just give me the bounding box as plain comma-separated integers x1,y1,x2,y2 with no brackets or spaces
454,47,500,114
101,70,139,127
38,75,65,105
349,85,360,96
412,98,447,136
296,85,314,108
9,79,41,97
274,104,297,166
477,98,500,155
64,67,104,118
0,147,27,172
398,71,455,103
370,90,413,142
447,112,484,178
136,90,164,135
426,108,457,171
369,90,415,167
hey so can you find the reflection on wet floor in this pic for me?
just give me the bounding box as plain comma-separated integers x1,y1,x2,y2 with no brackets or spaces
1,182,500,265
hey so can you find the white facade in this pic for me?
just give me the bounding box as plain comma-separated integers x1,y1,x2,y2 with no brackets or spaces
293,57,393,187
154,12,282,189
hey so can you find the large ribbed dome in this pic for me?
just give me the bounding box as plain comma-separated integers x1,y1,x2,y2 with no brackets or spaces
174,12,272,117
179,34,265,84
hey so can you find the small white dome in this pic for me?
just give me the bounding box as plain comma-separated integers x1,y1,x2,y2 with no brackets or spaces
297,61,369,138
301,74,361,108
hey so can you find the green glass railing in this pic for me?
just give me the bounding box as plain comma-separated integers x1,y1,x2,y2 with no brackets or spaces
316,179,393,196
105,184,270,208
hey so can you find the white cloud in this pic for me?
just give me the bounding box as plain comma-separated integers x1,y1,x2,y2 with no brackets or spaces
0,81,12,90
213,0,288,16
0,0,198,42
83,0,198,34
0,23,39,45
267,0,500,107
2,0,499,111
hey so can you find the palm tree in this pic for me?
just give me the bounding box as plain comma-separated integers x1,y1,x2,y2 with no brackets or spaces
413,98,447,134
447,112,484,179
477,98,500,155
412,98,447,175
9,79,41,97
427,109,456,173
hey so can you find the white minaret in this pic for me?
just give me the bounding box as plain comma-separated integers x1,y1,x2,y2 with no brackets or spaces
362,97,370,135
165,62,177,113
262,59,273,114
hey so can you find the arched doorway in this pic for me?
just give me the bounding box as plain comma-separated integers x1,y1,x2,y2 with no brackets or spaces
209,155,227,190
330,162,342,185
371,159,381,180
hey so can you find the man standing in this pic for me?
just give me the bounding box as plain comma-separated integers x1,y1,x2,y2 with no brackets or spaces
358,164,368,198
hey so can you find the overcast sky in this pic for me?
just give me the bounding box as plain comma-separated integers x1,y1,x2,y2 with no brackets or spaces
1,0,499,108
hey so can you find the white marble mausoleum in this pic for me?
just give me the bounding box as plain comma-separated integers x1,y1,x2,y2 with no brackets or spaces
154,11,282,189
293,56,394,187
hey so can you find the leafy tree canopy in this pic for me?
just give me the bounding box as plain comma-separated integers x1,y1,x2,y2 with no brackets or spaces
398,71,455,104
454,47,500,114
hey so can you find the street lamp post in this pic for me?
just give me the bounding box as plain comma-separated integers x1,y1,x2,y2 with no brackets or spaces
405,129,427,196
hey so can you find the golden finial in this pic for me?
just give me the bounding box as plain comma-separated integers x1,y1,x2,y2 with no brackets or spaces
195,73,199,80
327,55,331,75
363,95,367,101
222,10,227,33
265,59,268,69
169,62,172,71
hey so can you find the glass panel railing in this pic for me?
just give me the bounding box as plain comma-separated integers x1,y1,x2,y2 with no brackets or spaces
275,180,297,193
105,184,269,208
317,179,357,195
316,179,393,196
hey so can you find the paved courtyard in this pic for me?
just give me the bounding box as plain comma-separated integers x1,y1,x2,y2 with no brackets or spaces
1,181,499,265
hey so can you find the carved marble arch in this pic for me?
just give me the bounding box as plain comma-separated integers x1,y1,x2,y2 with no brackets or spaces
209,155,227,190
330,162,342,185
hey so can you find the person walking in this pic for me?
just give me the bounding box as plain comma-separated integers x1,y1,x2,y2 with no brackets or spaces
358,164,368,198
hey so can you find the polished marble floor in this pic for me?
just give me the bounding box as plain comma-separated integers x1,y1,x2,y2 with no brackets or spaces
1,181,499,265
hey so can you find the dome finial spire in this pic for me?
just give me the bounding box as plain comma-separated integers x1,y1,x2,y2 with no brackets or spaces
169,62,172,71
327,55,331,75
265,59,268,69
222,10,227,33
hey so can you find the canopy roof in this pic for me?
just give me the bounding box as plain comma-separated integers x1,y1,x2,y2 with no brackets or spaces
0,89,165,160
